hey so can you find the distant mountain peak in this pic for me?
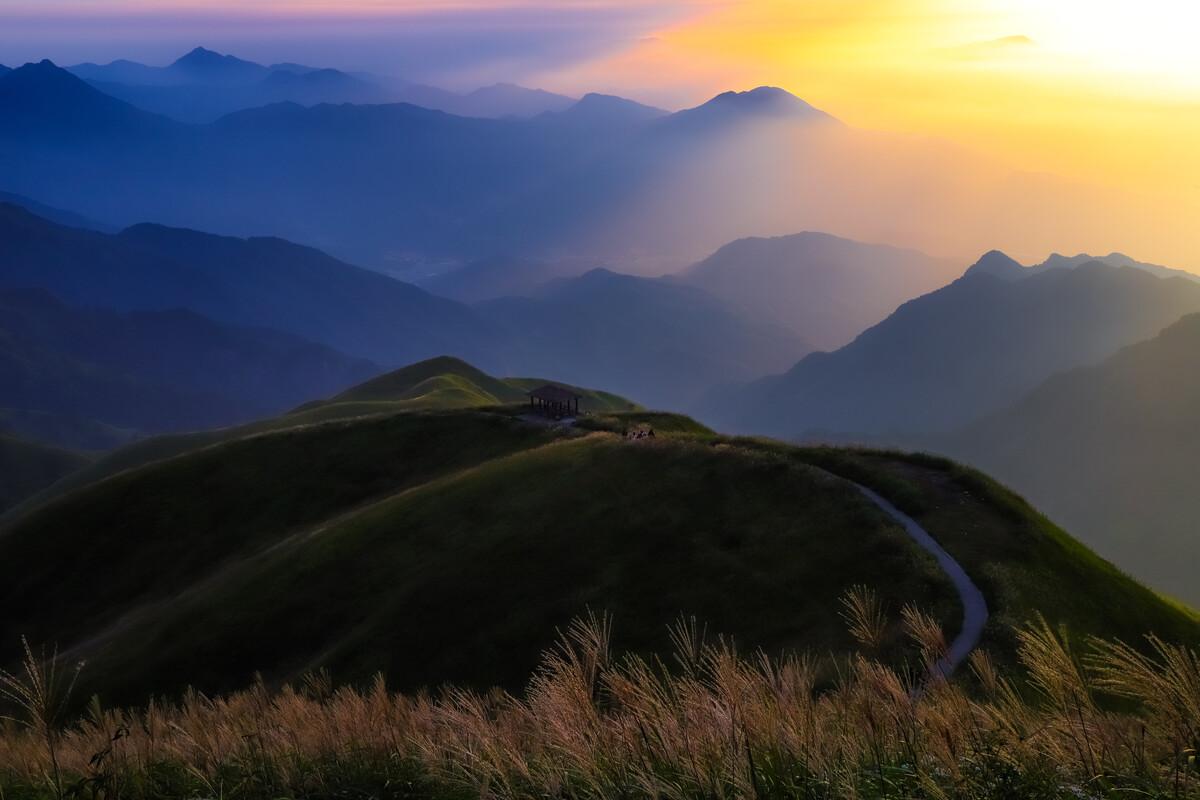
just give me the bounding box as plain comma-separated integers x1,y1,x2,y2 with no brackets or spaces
2,59,108,100
562,92,667,122
670,85,837,128
964,250,1026,280
707,86,818,115
169,47,267,82
173,47,227,66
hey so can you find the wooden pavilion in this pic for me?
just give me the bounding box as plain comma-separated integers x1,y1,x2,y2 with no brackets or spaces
528,384,582,417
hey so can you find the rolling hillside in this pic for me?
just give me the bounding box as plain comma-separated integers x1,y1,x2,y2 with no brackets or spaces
0,358,1193,708
0,434,91,513
700,259,1200,438
5,356,637,517
941,313,1200,605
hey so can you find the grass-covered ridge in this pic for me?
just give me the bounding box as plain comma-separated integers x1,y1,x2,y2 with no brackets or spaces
3,356,639,518
0,396,1195,710
780,445,1200,657
6,426,958,707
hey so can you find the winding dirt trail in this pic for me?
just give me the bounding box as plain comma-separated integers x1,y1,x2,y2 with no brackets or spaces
853,483,989,678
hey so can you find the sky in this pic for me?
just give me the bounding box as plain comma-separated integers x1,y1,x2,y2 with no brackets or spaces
2,0,1199,267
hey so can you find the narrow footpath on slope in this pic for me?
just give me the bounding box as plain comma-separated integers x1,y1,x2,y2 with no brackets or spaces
853,483,989,678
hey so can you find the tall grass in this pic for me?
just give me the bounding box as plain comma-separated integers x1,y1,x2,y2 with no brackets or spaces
0,611,1197,799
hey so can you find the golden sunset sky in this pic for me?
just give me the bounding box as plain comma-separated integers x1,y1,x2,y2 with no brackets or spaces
540,0,1200,267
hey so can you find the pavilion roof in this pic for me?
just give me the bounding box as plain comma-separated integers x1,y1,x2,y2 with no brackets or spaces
528,384,582,403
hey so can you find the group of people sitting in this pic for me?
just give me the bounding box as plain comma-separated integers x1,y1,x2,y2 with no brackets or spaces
623,427,656,440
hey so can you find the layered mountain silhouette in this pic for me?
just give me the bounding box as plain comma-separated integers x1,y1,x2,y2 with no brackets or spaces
0,60,835,267
0,190,112,231
477,269,808,409
0,203,502,368
0,287,375,447
0,204,814,415
965,249,1200,283
0,60,180,143
940,313,1200,605
699,257,1200,438
66,48,576,124
677,232,960,351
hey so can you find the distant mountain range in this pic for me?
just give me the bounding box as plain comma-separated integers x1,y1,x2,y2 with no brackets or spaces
0,286,375,447
676,232,961,351
0,190,113,232
0,59,834,269
420,255,607,304
0,203,502,369
699,256,1200,438
478,268,808,409
65,47,579,124
0,203,814,425
966,249,1200,284
939,313,1200,605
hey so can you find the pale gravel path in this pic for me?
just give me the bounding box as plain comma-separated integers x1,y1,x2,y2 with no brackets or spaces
853,483,989,678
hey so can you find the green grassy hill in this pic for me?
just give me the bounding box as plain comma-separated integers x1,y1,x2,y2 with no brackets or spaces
4,356,639,520
0,369,1194,707
0,433,92,513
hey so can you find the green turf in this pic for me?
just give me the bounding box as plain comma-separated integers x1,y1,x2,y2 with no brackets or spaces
778,445,1200,661
66,433,954,705
0,411,567,660
3,364,1196,711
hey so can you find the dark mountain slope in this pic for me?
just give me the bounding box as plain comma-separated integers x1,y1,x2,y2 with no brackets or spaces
0,204,505,367
0,434,91,514
0,60,180,144
941,313,1200,605
679,232,961,351
0,190,113,231
0,288,376,445
478,268,809,409
700,261,1200,438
